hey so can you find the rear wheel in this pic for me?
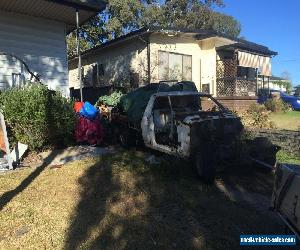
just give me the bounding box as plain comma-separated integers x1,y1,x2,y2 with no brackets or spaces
195,147,216,184
119,127,135,148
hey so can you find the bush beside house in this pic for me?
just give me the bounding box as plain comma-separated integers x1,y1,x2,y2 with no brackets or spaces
0,84,75,150
240,103,274,129
240,102,299,157
264,98,290,113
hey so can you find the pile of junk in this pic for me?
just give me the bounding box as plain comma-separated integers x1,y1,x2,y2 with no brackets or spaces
74,101,104,146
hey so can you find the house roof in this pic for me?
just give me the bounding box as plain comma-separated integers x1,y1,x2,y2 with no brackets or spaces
269,76,287,81
196,32,277,56
76,28,150,59
216,42,277,56
0,0,107,33
71,27,277,61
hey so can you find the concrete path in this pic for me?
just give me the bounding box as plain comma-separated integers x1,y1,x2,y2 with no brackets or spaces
22,145,117,168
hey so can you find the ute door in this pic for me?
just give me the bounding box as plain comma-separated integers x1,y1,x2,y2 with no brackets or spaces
141,95,178,155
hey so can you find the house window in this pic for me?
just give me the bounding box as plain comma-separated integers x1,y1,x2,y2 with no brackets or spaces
12,73,25,87
81,67,84,79
98,64,105,76
92,63,105,87
201,84,210,94
130,71,139,88
237,66,256,80
158,51,192,81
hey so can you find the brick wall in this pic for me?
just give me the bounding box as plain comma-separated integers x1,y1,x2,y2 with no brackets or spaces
248,129,300,156
217,96,258,112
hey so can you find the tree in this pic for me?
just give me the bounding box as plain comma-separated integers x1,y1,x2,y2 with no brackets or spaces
208,11,241,37
280,71,293,94
67,0,241,57
67,33,91,58
281,71,291,81
295,85,300,97
67,0,154,57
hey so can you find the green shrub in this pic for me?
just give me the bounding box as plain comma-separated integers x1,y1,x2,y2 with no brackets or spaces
264,98,290,112
0,84,75,150
241,103,274,129
49,91,76,147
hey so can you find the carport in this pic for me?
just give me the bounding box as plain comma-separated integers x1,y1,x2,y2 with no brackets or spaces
0,0,106,33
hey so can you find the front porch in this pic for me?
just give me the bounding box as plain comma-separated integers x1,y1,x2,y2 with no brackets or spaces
214,48,273,111
216,56,257,97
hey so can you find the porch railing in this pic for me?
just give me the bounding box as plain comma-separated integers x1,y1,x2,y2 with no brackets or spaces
216,58,257,97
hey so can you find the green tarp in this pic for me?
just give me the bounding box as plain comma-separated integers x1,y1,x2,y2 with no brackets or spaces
119,81,197,125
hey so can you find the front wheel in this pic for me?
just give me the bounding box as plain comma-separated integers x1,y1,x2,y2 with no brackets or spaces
194,148,216,184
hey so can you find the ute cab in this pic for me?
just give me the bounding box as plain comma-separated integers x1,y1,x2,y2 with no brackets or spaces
141,91,243,182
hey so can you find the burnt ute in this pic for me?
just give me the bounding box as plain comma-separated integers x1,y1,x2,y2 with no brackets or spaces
112,83,244,183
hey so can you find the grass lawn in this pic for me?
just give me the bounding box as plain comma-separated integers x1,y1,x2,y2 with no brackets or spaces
269,111,300,130
0,151,283,249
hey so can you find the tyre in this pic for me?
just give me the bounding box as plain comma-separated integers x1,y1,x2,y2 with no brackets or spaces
249,137,279,172
195,148,216,184
119,127,135,148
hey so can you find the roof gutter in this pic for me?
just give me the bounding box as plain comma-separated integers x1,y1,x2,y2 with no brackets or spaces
69,28,151,62
47,0,107,12
69,27,185,61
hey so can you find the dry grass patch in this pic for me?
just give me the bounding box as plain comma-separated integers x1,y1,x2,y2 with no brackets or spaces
0,151,284,249
269,111,300,130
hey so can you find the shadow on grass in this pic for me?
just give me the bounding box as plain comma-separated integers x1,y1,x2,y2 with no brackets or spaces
0,150,59,211
65,150,283,249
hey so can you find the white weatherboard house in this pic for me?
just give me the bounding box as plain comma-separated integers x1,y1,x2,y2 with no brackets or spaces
0,0,106,96
69,27,277,110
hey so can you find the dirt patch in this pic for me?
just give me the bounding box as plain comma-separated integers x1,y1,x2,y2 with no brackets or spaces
19,145,118,168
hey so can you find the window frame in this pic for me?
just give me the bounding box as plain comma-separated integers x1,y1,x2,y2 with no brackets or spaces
158,50,192,81
92,63,105,87
237,66,256,81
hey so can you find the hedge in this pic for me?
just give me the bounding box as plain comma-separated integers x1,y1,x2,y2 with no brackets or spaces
0,84,75,150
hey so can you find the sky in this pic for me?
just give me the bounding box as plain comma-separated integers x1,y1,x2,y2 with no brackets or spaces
215,0,300,86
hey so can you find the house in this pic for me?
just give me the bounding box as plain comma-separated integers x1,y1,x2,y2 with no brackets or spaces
257,75,288,92
68,27,277,110
0,0,106,96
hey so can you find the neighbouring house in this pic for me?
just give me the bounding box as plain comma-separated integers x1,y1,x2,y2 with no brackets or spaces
257,75,288,92
0,0,106,96
68,27,277,110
